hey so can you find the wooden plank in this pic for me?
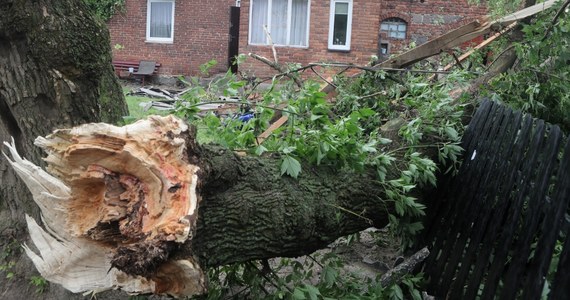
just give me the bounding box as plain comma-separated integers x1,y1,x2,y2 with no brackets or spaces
434,104,511,294
496,0,557,25
423,102,505,294
419,100,496,248
521,128,567,299
493,120,548,299
256,115,288,145
478,115,536,299
381,0,557,70
320,0,557,95
461,112,528,299
550,213,570,300
447,109,524,299
376,19,489,69
422,99,570,298
432,21,518,79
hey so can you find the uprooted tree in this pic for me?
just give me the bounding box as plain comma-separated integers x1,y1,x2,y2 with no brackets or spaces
1,0,567,298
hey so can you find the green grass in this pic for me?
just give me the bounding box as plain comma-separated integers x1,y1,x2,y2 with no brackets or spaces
123,87,170,123
121,86,216,144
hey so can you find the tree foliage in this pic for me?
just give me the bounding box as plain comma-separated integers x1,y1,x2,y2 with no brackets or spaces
83,0,125,21
485,0,570,130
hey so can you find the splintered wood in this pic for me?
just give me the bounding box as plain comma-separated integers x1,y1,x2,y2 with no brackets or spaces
2,115,205,298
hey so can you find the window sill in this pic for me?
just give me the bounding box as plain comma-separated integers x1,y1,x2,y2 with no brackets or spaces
248,43,309,49
327,48,351,53
145,40,174,44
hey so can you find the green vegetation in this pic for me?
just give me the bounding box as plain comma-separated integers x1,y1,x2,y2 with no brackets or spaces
29,276,48,294
201,252,425,300
484,0,570,131
83,0,125,21
0,239,19,280
122,87,170,123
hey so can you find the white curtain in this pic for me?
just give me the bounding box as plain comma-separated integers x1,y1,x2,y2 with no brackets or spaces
251,0,308,46
150,2,173,38
251,0,268,43
290,0,308,46
271,0,288,44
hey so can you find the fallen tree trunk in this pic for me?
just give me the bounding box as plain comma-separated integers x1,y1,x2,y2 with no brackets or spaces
3,115,393,298
193,145,388,267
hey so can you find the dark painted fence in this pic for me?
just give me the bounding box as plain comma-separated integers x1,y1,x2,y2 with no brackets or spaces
419,99,570,299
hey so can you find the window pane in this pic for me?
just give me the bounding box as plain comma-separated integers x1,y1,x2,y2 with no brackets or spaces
290,0,308,46
150,2,173,38
389,24,397,31
335,2,348,14
333,3,348,45
250,0,268,43
398,24,406,31
271,0,288,44
380,23,389,31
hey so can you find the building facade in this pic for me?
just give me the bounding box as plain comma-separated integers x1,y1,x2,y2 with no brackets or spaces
107,0,487,77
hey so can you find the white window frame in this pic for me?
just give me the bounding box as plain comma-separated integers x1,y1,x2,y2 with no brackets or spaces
248,0,311,48
146,0,175,43
328,0,353,51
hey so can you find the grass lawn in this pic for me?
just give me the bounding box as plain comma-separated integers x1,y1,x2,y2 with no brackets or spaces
123,87,171,121
121,86,216,144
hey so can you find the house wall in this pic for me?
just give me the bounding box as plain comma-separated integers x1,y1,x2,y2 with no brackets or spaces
238,0,487,78
107,0,235,76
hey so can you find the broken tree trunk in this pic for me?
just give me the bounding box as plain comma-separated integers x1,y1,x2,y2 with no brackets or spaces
3,115,391,298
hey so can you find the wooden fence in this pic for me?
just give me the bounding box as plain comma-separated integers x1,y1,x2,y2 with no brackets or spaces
419,99,570,299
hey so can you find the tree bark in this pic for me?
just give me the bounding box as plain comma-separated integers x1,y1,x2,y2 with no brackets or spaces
0,1,127,298
192,146,389,267
0,0,127,229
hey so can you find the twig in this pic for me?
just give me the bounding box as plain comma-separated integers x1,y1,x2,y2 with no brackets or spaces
184,100,299,115
380,247,430,287
310,65,336,88
357,90,388,100
325,203,374,225
249,53,303,87
541,0,570,42
485,44,515,72
263,25,279,64
449,51,464,70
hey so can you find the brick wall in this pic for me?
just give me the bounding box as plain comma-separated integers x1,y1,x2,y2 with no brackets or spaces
107,0,487,77
238,0,487,78
108,0,235,76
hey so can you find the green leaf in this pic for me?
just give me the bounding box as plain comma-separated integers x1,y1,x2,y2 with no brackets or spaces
379,137,393,145
281,155,302,178
362,140,378,153
444,126,459,140
321,265,338,287
255,145,267,156
391,284,404,300
282,146,296,154
304,284,321,300
310,114,323,121
292,288,307,300
411,288,422,300
358,107,376,117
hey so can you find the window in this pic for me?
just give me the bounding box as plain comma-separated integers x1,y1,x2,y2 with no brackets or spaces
328,0,352,50
146,0,175,43
381,18,407,40
249,0,310,47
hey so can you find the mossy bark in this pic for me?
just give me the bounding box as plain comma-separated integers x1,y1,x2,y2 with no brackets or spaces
0,1,126,298
0,0,127,229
